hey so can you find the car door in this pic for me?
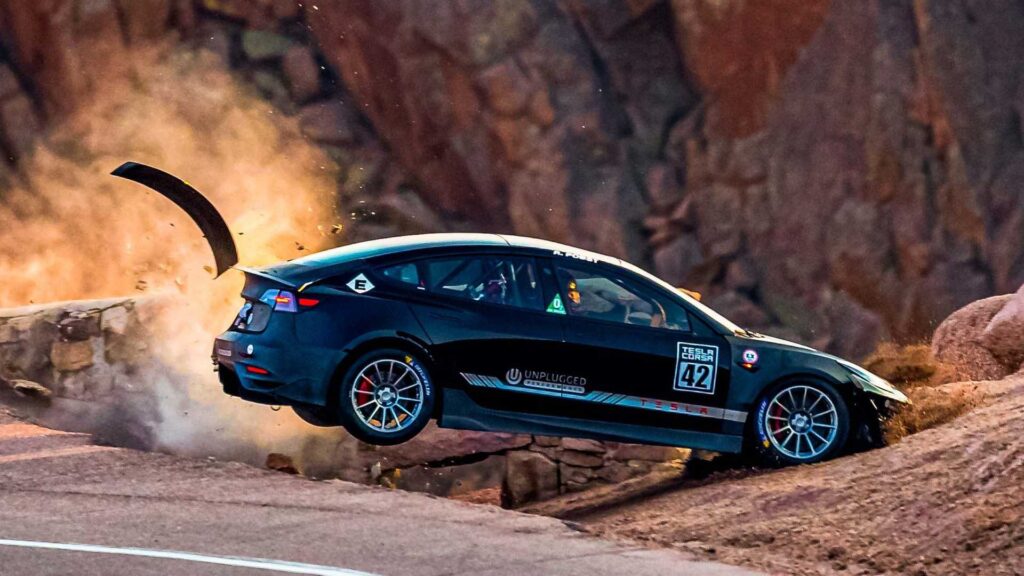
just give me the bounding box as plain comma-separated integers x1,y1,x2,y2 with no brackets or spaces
375,253,569,414
546,259,734,434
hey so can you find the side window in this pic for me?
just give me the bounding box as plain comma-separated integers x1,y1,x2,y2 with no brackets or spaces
419,256,545,311
380,262,421,287
554,264,691,332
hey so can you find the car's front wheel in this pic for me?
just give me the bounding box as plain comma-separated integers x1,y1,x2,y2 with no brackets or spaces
751,379,850,466
336,348,435,446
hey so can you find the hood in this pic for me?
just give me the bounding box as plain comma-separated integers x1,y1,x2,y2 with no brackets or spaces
735,331,817,352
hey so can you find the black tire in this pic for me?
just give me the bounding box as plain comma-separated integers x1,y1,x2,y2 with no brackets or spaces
292,405,340,427
749,379,851,466
335,348,435,446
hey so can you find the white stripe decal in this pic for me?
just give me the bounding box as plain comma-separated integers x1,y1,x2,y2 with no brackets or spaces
460,373,747,423
0,539,378,576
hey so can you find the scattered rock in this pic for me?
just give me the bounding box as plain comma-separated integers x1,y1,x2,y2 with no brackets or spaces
367,423,530,471
50,340,95,372
6,379,52,401
387,455,506,497
504,450,559,507
266,453,299,474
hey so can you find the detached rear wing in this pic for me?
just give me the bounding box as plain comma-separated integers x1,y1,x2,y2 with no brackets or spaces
111,161,239,277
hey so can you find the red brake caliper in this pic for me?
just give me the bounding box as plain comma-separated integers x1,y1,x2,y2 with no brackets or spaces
770,403,785,439
359,375,374,415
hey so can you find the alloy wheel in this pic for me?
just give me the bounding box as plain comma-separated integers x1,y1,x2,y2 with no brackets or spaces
350,359,425,433
763,384,839,461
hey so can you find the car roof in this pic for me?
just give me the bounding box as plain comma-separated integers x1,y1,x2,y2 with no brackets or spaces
270,233,622,271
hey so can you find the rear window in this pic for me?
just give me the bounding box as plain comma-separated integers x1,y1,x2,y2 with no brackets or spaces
379,256,545,311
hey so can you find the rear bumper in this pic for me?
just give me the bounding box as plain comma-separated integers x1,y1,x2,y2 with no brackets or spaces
213,330,341,407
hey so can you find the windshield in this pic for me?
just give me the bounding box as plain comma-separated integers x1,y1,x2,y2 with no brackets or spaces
618,260,745,334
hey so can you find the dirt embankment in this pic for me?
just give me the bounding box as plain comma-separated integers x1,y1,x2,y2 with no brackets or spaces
570,291,1024,575
576,374,1023,575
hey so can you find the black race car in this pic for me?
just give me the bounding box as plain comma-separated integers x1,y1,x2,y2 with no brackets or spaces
114,162,908,465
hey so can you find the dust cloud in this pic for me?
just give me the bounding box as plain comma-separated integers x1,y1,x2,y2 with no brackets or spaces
0,45,357,474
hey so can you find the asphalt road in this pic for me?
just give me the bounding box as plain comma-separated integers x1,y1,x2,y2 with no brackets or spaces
0,412,757,576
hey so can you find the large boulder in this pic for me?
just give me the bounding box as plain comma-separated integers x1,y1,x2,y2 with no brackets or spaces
980,284,1024,371
931,295,1013,381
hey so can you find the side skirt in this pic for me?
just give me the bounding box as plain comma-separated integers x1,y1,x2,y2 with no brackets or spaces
438,389,743,453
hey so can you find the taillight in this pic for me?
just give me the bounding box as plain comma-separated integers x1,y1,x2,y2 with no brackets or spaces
273,292,298,312
259,289,318,313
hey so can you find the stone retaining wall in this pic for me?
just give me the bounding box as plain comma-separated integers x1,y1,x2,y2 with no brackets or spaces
0,297,688,505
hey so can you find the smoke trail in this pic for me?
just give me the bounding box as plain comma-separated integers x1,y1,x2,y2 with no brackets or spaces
0,45,357,473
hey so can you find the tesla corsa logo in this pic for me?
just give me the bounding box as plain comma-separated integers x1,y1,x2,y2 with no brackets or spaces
506,368,522,385
347,273,375,294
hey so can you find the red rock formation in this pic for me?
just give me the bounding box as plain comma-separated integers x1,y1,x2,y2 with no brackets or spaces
0,0,1022,359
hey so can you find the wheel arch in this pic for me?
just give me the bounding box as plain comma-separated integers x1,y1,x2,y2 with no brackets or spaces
325,332,439,413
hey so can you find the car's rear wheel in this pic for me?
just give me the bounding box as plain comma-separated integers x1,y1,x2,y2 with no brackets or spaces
336,348,435,446
751,379,850,466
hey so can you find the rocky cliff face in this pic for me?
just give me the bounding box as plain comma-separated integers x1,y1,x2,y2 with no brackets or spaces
0,0,1022,358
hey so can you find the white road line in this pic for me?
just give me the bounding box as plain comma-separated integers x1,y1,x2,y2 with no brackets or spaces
0,539,378,576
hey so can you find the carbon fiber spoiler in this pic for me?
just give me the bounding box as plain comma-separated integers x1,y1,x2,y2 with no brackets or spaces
111,162,239,277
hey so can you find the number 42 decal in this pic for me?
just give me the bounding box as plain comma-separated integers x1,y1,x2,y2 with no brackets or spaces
674,343,718,395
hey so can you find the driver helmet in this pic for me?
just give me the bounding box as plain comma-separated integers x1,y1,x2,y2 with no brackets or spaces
566,276,582,311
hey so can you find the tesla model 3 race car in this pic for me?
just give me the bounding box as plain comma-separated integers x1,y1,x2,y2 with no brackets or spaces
113,162,908,466
214,234,910,465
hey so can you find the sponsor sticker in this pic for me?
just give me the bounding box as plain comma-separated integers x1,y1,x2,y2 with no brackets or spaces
673,342,718,394
742,349,759,364
757,398,770,446
546,293,566,315
346,273,375,294
405,355,432,396
552,249,598,263
505,367,586,395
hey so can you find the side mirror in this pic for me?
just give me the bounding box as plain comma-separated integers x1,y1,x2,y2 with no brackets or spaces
676,287,702,301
